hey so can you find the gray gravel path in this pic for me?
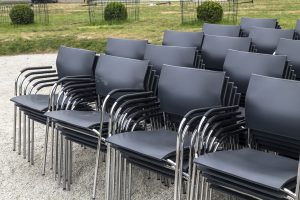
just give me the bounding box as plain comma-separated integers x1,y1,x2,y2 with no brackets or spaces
0,54,225,200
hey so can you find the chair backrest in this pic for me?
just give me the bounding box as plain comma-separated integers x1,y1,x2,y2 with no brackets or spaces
249,27,294,54
203,23,241,37
276,38,300,78
105,38,148,60
240,17,277,36
94,54,149,96
56,46,96,79
295,19,300,39
144,44,196,74
246,75,300,141
162,30,204,49
158,64,225,116
224,50,287,95
201,35,251,71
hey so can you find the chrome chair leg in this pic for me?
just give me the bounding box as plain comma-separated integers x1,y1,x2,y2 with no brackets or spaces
27,118,30,163
105,144,112,200
123,158,127,200
50,122,54,170
67,140,71,191
70,141,72,185
18,110,21,155
195,171,201,200
189,164,197,200
58,133,63,184
30,120,34,165
208,184,212,200
128,163,132,200
23,114,26,159
13,105,17,151
54,127,59,179
63,136,67,190
92,139,102,199
42,118,50,175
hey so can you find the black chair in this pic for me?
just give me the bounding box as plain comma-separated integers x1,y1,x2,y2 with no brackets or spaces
275,38,300,79
295,19,300,39
200,35,251,71
240,17,278,37
105,64,241,200
44,54,150,198
249,27,294,54
203,23,241,37
191,74,300,200
10,46,97,165
105,38,148,60
223,49,292,107
162,30,204,49
144,44,197,74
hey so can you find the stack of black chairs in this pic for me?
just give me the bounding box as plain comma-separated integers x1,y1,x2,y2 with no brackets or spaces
10,17,300,200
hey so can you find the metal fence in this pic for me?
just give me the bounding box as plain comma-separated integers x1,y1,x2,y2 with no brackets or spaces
87,0,140,24
0,0,49,24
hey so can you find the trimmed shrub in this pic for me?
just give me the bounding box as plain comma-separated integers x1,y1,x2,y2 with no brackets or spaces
9,4,34,25
104,2,128,22
197,1,223,23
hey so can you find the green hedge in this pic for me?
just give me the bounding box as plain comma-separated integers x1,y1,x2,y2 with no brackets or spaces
9,5,34,25
197,1,223,23
104,2,128,22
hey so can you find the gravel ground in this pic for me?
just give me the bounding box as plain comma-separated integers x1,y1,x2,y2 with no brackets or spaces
0,54,226,200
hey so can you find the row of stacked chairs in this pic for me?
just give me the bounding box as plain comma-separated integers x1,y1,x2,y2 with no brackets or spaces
11,17,300,200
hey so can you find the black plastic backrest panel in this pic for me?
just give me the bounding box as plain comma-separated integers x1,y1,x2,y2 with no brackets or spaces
105,38,148,60
296,20,300,38
224,50,287,94
201,35,251,71
94,54,149,96
144,44,196,74
276,38,300,77
158,64,224,116
245,75,300,141
56,46,96,79
240,17,277,36
249,27,294,54
162,30,204,49
203,23,241,37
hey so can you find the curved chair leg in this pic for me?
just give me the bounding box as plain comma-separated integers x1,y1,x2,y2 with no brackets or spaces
92,139,102,199
54,127,59,178
42,118,50,175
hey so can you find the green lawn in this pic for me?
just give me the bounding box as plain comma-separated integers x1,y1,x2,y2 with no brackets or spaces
0,0,299,55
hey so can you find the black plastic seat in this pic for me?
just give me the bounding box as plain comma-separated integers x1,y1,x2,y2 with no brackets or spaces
45,110,108,129
144,44,196,73
105,38,148,60
249,27,294,54
240,17,277,37
195,148,298,190
201,35,251,71
12,94,54,112
162,30,204,49
108,130,191,160
275,38,300,78
203,23,241,37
